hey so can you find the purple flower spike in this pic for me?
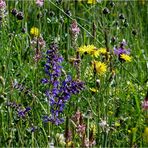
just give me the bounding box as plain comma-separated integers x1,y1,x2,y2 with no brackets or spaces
42,43,85,125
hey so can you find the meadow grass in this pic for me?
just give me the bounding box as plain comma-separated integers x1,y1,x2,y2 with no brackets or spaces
0,0,148,147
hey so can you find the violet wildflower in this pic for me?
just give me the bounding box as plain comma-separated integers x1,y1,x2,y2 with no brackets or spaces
17,107,31,118
114,39,132,62
43,43,63,84
114,39,130,56
45,76,84,125
7,101,31,118
42,43,84,125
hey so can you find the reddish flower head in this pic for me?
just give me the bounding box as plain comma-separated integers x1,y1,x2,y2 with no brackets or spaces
142,92,148,110
0,0,6,9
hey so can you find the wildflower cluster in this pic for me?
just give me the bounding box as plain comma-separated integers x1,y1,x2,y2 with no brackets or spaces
78,45,107,58
42,43,63,85
42,43,84,125
114,39,132,62
44,76,84,125
78,45,107,76
7,101,31,118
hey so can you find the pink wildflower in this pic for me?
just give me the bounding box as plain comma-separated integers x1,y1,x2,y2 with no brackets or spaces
33,48,41,62
70,20,80,37
0,0,6,9
76,124,86,137
142,92,148,110
38,36,46,48
36,0,44,7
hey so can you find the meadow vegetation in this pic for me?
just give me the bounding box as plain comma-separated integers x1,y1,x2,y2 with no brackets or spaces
0,0,148,147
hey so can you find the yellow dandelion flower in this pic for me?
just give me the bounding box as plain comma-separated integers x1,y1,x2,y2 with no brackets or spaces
78,45,104,58
78,45,96,55
87,45,97,54
98,48,107,54
92,61,107,75
87,0,96,4
78,45,87,54
90,49,100,58
120,54,132,62
30,27,40,37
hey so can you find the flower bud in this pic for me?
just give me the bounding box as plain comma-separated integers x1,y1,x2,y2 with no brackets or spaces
65,10,71,16
16,12,24,20
11,8,17,16
103,7,110,14
132,29,137,36
119,13,125,19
